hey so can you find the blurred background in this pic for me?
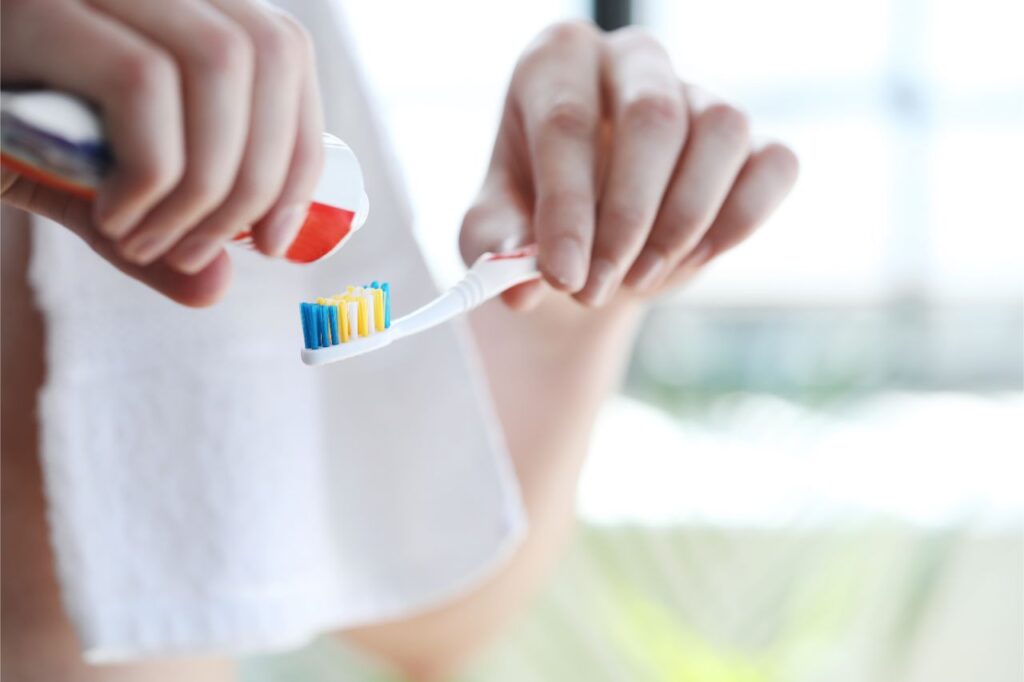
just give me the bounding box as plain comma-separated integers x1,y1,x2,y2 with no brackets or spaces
247,0,1023,679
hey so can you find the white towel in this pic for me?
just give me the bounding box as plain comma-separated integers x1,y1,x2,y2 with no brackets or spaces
30,0,525,662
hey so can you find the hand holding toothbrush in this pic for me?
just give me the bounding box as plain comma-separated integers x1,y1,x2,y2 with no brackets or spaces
298,22,800,364
1,0,325,305
459,22,799,310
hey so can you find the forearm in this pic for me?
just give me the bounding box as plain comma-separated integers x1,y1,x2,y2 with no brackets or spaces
342,293,644,680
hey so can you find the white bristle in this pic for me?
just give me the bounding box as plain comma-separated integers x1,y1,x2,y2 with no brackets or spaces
348,301,358,339
366,292,376,334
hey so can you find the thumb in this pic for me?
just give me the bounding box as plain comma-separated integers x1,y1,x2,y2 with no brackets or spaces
458,183,545,311
458,182,531,264
2,170,232,308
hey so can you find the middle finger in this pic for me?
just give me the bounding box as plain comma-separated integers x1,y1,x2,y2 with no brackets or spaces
576,28,687,306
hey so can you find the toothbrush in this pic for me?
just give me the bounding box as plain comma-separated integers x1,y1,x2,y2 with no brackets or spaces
300,245,540,365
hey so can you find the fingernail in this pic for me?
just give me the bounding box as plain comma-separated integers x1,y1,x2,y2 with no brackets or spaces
264,204,308,257
629,252,668,293
585,258,618,306
120,234,163,264
545,236,587,291
169,240,217,275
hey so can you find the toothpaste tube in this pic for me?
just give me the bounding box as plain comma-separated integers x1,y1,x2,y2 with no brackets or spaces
0,89,368,263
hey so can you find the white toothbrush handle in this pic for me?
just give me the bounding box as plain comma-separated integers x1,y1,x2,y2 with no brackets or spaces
393,246,540,337
463,246,542,301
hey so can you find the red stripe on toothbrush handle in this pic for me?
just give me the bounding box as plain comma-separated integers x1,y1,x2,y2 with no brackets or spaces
484,244,538,260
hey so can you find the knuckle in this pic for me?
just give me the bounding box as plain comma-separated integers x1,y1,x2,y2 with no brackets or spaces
518,21,597,71
250,17,300,65
128,146,184,199
608,25,661,50
194,22,253,73
621,92,685,128
110,48,176,94
275,11,315,56
541,100,598,138
543,20,599,46
701,103,750,142
179,170,233,214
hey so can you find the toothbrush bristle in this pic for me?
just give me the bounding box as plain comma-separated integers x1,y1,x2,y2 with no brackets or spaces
300,282,391,350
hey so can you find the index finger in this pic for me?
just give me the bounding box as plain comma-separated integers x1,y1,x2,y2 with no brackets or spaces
513,22,602,292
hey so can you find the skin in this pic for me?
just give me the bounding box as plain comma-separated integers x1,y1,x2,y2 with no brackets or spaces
1,0,325,279
461,22,798,310
0,17,798,682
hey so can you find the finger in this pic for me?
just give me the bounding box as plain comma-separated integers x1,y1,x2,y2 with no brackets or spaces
514,21,602,292
662,142,799,289
458,177,532,263
575,28,687,306
460,179,546,311
2,172,232,307
98,0,255,264
165,3,306,273
246,12,324,261
623,99,750,293
2,1,185,238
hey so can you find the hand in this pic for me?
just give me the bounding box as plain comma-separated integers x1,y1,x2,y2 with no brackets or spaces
1,0,324,304
459,22,799,310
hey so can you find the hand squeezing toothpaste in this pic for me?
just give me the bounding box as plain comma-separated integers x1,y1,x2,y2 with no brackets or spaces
1,0,331,305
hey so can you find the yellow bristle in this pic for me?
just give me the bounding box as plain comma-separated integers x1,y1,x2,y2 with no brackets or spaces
337,303,349,342
357,296,368,337
372,289,385,331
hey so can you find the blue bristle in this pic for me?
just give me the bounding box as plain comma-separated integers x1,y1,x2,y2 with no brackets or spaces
382,282,391,328
328,306,340,345
310,303,322,350
318,305,330,346
300,303,313,349
312,304,323,349
304,303,320,349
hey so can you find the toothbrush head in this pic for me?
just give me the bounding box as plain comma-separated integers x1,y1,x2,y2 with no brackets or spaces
299,281,392,365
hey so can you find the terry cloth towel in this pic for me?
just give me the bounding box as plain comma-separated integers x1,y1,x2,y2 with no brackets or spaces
29,0,525,662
